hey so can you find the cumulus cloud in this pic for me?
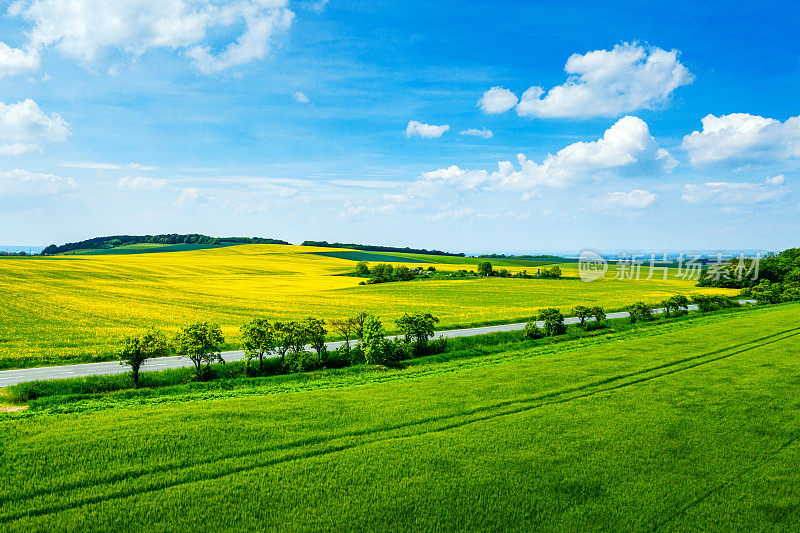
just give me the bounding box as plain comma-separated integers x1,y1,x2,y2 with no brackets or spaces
0,43,40,77
0,169,76,195
0,99,69,154
509,43,692,119
390,116,673,208
681,113,800,165
597,189,656,209
478,87,518,114
4,0,294,74
293,91,310,104
406,120,449,138
681,177,787,205
459,127,493,139
118,176,166,189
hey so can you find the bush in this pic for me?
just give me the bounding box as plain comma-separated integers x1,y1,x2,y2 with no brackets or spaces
539,266,562,279
523,321,544,340
370,263,394,283
282,350,324,373
396,312,439,354
395,265,415,281
692,295,740,312
584,320,607,331
538,308,566,336
477,261,493,276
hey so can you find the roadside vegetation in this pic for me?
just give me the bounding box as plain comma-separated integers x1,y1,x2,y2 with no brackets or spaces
1,303,798,530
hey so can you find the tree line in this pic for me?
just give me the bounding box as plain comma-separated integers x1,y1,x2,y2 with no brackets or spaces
41,234,290,255
303,240,464,257
120,312,446,387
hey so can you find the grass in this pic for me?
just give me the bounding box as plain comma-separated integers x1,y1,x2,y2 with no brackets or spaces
0,244,735,369
0,303,798,530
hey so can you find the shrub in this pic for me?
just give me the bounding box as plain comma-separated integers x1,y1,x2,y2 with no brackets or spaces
282,350,324,373
663,295,690,317
584,320,607,331
395,265,415,281
539,266,562,279
524,321,544,340
692,295,740,312
591,306,606,322
370,263,394,283
538,308,566,336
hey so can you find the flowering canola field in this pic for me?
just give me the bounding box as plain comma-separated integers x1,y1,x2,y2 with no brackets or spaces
0,244,734,369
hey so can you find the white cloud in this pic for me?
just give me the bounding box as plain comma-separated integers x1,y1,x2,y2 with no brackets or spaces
0,169,76,195
597,189,656,209
405,120,449,139
61,161,156,170
293,91,310,104
118,176,166,189
176,187,201,205
478,87,518,114
0,99,69,154
396,117,673,207
681,113,800,165
6,0,294,74
766,174,785,185
0,43,40,77
429,207,474,221
513,43,693,118
459,127,493,139
681,178,787,205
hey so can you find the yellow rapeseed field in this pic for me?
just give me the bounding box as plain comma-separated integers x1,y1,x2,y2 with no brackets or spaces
0,244,735,368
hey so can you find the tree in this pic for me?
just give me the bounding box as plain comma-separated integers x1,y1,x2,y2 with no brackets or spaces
667,295,690,316
354,261,370,276
627,301,654,323
477,261,493,276
539,266,562,279
330,316,357,358
370,263,394,283
240,318,275,372
303,317,327,357
591,306,606,322
572,305,592,327
272,321,291,361
361,315,400,365
283,321,308,355
173,322,226,375
120,330,168,387
354,312,369,340
538,308,566,336
395,265,415,281
395,312,439,354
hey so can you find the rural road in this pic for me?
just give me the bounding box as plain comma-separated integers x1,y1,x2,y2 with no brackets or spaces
0,302,754,387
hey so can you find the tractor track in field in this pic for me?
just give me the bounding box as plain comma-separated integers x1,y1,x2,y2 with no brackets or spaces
2,327,798,525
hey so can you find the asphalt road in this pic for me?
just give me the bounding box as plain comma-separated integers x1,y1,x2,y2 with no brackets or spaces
0,302,753,387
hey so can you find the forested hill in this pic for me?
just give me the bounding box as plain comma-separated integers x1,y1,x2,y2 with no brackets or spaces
41,234,290,255
301,240,465,257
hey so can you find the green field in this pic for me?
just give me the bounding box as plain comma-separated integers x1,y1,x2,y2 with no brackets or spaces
0,244,735,370
1,303,798,530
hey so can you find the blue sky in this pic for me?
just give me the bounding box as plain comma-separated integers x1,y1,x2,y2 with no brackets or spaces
0,0,798,252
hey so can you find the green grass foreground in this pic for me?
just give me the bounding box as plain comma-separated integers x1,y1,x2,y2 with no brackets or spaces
1,303,799,530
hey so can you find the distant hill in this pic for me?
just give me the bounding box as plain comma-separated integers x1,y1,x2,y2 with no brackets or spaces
301,240,465,257
41,234,290,255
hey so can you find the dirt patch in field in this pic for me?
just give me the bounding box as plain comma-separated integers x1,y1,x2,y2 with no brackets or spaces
0,404,27,413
